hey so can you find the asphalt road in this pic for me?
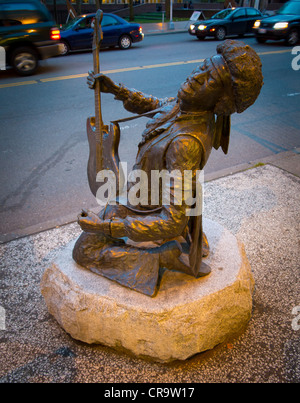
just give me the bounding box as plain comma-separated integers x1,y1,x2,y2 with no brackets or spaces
0,33,299,242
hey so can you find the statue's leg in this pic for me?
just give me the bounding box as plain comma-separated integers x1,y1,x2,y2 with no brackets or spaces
73,232,162,296
73,204,162,296
101,204,211,278
73,204,210,295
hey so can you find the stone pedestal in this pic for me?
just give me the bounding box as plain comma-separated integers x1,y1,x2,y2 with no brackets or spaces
41,219,254,363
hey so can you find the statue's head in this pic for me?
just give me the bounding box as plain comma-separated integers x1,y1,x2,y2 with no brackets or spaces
178,40,263,116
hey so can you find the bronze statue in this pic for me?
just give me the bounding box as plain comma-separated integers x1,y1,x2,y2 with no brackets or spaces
72,12,263,297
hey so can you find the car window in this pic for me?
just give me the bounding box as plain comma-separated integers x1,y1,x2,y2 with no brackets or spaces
232,9,246,19
278,1,300,15
211,9,235,19
102,15,120,27
62,16,81,30
246,8,261,17
0,2,47,25
0,19,22,27
77,17,94,29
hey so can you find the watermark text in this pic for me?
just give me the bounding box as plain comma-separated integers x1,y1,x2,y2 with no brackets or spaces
0,306,5,330
95,162,204,217
0,46,6,71
292,306,300,331
291,46,300,71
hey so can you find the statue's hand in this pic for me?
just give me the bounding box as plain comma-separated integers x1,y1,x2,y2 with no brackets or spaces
87,70,97,89
77,209,108,234
87,71,119,95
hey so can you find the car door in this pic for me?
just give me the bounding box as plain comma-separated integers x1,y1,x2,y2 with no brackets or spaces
71,16,93,50
245,8,262,33
227,8,247,35
101,15,123,47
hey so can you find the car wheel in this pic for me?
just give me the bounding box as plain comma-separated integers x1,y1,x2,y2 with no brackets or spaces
285,30,299,46
215,27,226,41
11,46,38,76
60,40,70,56
119,35,132,50
256,37,266,44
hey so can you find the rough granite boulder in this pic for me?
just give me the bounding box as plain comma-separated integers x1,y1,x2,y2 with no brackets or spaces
41,218,254,362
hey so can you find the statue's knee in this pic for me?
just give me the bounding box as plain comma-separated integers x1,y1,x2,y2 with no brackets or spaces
73,232,107,264
73,232,90,262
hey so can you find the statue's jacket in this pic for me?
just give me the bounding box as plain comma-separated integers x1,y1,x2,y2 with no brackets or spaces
110,85,215,260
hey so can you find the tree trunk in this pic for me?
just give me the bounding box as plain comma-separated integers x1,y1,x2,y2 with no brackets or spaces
165,0,170,20
53,0,58,23
95,0,102,9
129,0,134,22
76,0,82,15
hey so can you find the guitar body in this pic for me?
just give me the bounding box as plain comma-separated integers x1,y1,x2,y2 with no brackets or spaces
87,116,122,197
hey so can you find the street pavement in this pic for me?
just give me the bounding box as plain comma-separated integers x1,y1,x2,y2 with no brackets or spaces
0,23,299,383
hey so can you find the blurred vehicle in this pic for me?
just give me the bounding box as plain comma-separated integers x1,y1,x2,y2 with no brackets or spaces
60,13,144,55
188,7,266,41
0,0,62,76
253,0,300,45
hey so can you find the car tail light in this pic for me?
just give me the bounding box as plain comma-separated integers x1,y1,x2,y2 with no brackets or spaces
50,28,61,41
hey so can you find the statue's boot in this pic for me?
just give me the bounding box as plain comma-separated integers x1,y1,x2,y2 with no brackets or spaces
158,240,211,278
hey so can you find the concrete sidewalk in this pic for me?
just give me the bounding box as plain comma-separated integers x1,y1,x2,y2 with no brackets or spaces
0,149,299,383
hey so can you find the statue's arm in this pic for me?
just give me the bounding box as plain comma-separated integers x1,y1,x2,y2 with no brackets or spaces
114,84,174,115
87,71,175,114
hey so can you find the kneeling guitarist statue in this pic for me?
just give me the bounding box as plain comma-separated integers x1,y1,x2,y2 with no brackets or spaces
73,10,263,296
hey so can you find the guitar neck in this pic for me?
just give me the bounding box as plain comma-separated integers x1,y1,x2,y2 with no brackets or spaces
94,81,103,134
93,46,103,131
93,38,103,173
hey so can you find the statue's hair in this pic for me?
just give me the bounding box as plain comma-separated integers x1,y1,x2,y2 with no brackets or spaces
216,40,263,113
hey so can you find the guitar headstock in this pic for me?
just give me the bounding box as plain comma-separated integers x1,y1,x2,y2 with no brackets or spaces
96,9,103,27
93,9,103,48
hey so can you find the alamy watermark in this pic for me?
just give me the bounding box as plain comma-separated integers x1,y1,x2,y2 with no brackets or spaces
291,46,300,71
0,46,6,71
291,306,300,331
0,306,5,330
95,162,204,217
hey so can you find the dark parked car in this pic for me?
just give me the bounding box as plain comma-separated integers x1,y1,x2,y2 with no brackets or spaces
253,0,300,45
0,0,62,75
188,7,266,41
60,13,144,55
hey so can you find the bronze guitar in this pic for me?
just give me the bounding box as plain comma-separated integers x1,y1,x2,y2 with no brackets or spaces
87,9,122,198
